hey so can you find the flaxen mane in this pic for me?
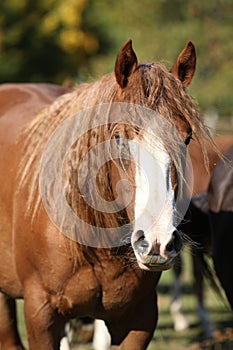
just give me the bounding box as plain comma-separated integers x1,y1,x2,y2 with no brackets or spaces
17,62,214,245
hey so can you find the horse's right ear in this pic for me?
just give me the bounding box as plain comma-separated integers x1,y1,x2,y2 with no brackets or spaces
115,40,138,89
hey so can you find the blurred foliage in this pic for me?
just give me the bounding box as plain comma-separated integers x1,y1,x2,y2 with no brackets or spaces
0,0,233,115
0,0,98,82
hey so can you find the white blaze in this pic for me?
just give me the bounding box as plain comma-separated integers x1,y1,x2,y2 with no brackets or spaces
129,139,176,238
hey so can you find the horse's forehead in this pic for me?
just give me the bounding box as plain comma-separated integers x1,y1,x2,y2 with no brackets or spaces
129,136,169,160
125,65,192,132
173,117,192,136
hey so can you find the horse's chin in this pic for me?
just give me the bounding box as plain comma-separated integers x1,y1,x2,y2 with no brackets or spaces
137,256,175,271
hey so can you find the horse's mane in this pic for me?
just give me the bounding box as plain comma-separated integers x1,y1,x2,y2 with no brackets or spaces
17,61,214,249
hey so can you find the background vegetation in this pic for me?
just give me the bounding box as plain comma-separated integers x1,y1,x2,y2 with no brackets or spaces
0,0,233,116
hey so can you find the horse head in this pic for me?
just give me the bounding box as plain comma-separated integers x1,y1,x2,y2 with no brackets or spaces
110,40,197,270
25,40,208,272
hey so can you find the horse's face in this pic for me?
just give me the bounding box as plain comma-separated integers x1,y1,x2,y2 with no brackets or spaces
38,39,198,270
111,123,191,271
129,131,187,271
113,40,196,271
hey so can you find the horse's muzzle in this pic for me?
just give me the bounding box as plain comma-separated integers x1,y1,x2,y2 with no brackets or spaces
132,229,183,271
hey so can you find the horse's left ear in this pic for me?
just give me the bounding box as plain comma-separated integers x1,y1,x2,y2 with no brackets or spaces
170,41,196,88
115,39,138,88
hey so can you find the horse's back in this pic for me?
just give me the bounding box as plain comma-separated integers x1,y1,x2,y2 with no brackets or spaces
0,83,70,201
0,83,69,124
189,134,233,195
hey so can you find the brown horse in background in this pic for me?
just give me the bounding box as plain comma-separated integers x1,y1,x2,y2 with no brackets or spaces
208,146,233,310
0,40,212,350
189,134,233,195
170,134,233,336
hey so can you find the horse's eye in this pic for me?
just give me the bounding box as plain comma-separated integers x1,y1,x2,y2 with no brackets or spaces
115,132,120,145
184,132,192,145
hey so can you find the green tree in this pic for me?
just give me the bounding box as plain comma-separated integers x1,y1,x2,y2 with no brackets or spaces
84,0,233,116
0,0,98,82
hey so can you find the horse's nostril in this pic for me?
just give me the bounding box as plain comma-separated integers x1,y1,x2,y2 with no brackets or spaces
138,239,149,249
136,239,149,255
132,230,150,255
165,230,182,254
166,239,174,253
134,230,145,242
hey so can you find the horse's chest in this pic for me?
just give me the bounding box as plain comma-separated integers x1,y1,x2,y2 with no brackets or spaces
101,270,141,310
58,260,150,317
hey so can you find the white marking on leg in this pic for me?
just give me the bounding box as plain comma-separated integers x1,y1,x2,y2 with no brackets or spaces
92,319,111,350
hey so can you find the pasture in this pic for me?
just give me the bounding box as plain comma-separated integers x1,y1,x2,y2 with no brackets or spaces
16,250,233,350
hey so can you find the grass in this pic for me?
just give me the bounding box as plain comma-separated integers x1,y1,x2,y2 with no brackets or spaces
16,250,233,350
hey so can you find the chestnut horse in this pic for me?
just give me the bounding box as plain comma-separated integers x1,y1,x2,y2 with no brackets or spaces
170,134,233,336
208,146,233,309
0,40,211,350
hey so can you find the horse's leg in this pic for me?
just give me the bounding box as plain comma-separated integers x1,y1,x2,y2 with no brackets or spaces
23,281,65,350
108,291,158,350
60,336,70,350
192,249,213,338
211,211,233,310
0,292,25,350
93,319,111,350
170,254,189,331
60,323,72,350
